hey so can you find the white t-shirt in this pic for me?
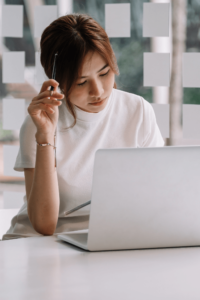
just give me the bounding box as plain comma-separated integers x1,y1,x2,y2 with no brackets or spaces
2,88,164,240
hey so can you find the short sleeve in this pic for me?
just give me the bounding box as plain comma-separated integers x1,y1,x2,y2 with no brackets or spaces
141,97,165,147
14,115,37,172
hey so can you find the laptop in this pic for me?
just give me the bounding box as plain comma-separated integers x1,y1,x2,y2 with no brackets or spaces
58,146,200,251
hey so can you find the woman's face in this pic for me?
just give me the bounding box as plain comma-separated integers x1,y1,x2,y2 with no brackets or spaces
68,51,115,113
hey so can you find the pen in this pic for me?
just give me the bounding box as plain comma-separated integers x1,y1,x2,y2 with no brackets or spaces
50,52,58,168
50,52,58,91
64,200,91,216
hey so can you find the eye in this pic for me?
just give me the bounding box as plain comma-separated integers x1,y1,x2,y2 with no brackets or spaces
77,81,86,86
100,69,110,77
77,69,110,86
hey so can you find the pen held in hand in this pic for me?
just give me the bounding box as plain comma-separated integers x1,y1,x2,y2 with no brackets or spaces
64,200,91,216
50,52,58,91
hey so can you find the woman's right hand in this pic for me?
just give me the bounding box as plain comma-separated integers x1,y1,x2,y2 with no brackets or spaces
27,79,64,136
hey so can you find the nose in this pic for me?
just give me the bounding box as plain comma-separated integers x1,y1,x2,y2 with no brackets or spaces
89,79,104,99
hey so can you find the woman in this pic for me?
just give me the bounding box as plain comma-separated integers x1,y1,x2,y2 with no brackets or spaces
2,13,164,240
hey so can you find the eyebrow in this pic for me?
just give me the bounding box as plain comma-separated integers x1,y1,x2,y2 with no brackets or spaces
79,64,109,79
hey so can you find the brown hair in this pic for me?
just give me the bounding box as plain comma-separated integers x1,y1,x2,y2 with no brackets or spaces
40,13,119,128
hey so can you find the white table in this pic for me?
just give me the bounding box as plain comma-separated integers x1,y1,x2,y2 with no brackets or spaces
1,236,200,300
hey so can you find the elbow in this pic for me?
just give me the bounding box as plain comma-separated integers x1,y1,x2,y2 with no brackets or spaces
28,204,58,236
28,211,57,236
34,223,56,236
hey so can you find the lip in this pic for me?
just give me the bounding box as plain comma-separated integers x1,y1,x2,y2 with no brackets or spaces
89,97,106,106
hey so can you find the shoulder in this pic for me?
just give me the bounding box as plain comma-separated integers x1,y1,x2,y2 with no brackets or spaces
112,88,142,105
110,89,164,147
111,88,152,119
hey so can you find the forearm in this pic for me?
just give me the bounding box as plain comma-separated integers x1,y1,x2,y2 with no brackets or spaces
28,132,59,235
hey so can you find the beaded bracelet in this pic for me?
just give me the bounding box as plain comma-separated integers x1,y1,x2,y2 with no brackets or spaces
36,133,57,167
36,141,56,149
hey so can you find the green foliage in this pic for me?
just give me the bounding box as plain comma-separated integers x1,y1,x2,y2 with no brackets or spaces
0,120,13,141
183,88,200,104
111,39,152,102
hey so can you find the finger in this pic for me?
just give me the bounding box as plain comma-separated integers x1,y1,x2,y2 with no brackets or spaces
39,79,59,94
34,90,64,101
40,103,56,114
46,90,64,99
32,98,62,106
29,99,61,115
41,79,59,93
31,103,55,114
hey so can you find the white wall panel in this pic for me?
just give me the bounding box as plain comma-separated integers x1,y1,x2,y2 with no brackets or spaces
2,52,25,83
34,5,58,38
151,103,169,138
3,99,25,130
2,5,23,38
144,53,170,87
183,53,200,88
183,105,200,139
143,3,170,37
105,3,131,38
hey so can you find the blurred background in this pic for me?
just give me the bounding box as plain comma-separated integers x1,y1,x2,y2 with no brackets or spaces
0,0,200,236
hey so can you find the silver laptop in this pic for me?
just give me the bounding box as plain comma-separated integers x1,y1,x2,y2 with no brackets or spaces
58,146,200,251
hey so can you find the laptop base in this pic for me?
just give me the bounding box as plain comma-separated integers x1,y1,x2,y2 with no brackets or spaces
58,233,88,250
